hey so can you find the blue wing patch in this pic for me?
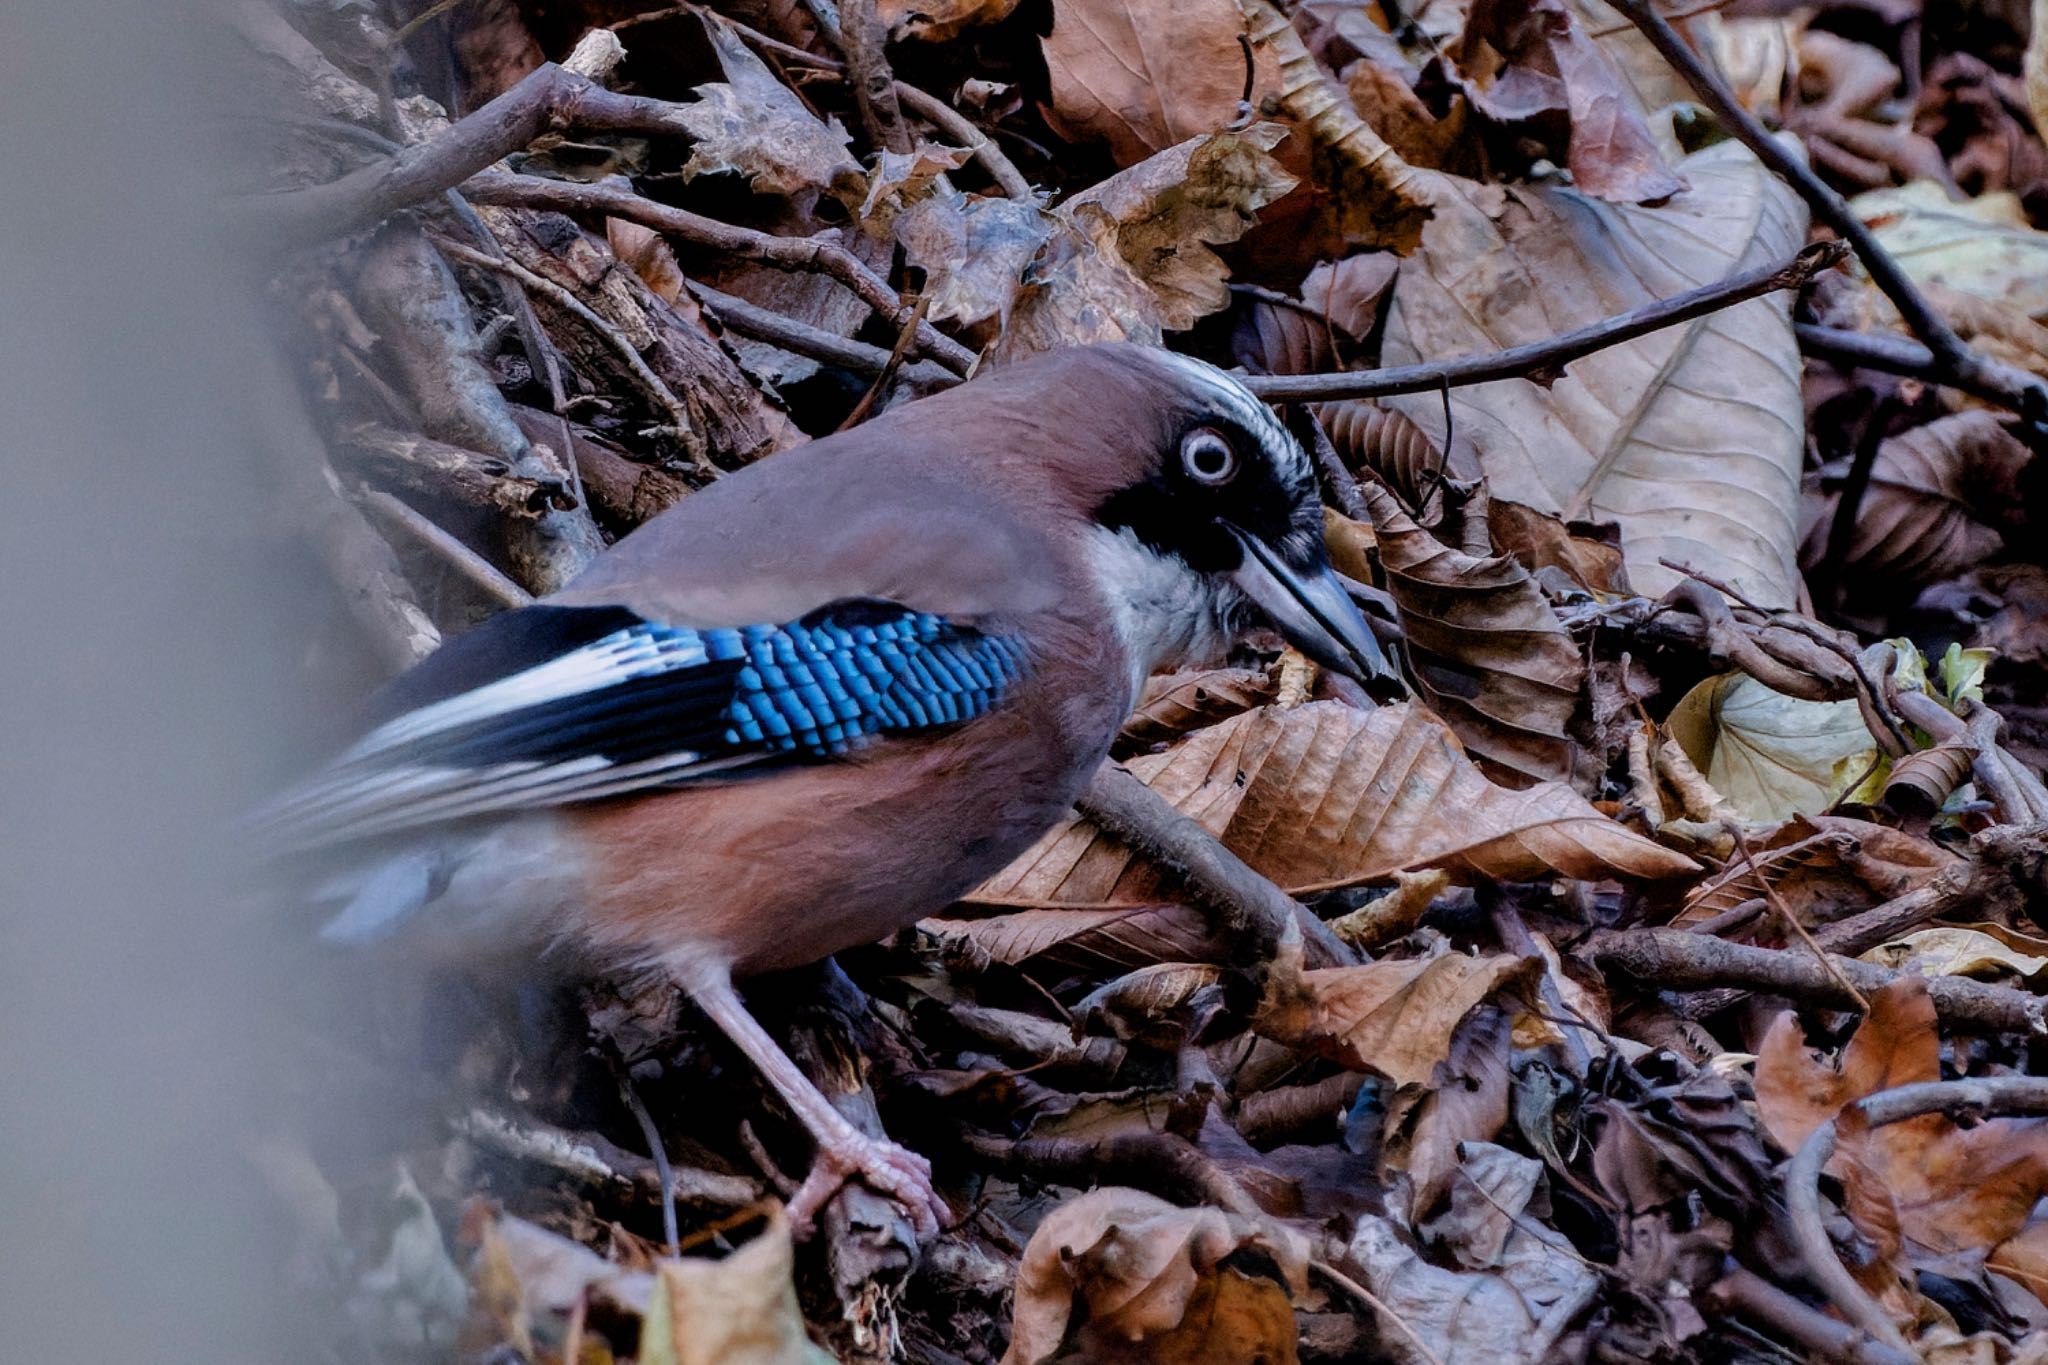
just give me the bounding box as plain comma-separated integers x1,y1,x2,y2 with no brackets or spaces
261,600,1030,851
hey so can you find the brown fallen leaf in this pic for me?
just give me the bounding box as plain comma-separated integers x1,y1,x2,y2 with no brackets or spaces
1756,978,2048,1268
1456,0,1685,204
1039,0,1257,167
607,217,684,304
1256,940,1542,1085
878,0,1020,43
921,903,1227,972
1380,140,1810,605
639,1207,834,1365
1798,410,2032,592
1230,254,1398,376
1117,666,1279,757
971,701,1695,913
675,17,863,211
1674,815,1956,929
1917,53,2048,220
1001,1187,1308,1365
1321,403,1461,515
1484,498,1631,597
1242,0,1435,254
1364,481,1587,787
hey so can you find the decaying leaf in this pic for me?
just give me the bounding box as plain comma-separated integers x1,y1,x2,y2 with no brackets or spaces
675,18,863,209
1342,1214,1542,1363
1665,672,1880,823
1364,481,1587,787
1256,939,1542,1084
1457,0,1685,203
1853,179,2048,320
901,128,1294,353
972,701,1696,913
1799,410,2032,592
1039,0,1257,166
1117,666,1279,756
1863,925,2048,983
1381,140,1810,605
1002,1187,1308,1365
1755,978,2048,1271
639,1208,834,1365
859,143,974,226
1064,124,1299,330
879,0,1019,43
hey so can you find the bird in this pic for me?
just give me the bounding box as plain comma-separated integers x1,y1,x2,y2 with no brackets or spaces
260,342,1398,1238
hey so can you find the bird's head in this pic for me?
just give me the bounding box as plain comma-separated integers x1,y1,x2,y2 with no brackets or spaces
975,344,1400,698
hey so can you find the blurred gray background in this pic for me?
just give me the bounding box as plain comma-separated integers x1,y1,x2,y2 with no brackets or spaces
1,3,317,1357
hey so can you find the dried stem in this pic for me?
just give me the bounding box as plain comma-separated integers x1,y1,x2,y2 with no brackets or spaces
1788,1079,2048,1357
1587,927,2048,1033
1078,763,1356,969
462,171,975,375
1605,0,2048,441
1243,244,1844,403
358,488,533,610
688,281,952,388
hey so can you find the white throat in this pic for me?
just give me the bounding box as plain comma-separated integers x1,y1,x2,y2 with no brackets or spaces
1083,524,1237,696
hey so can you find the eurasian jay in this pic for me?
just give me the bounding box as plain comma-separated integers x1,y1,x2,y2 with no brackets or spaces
263,342,1396,1236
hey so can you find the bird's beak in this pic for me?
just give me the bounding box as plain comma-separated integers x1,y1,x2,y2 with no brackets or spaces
1229,531,1401,697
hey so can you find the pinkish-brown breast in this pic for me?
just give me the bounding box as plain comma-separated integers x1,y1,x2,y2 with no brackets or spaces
565,601,1131,979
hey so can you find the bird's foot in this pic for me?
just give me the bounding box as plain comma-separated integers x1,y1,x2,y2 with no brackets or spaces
786,1127,946,1242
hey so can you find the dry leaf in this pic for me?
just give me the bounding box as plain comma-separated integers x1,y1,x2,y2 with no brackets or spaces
1799,410,2032,591
1343,1214,1542,1363
1117,666,1279,756
2030,0,2048,177
1675,815,1955,928
1256,940,1542,1083
1485,498,1632,597
859,143,973,226
1853,180,2048,320
1364,481,1587,787
1863,926,2048,983
1381,140,1809,605
676,19,863,209
1039,0,1255,166
1064,124,1299,330
1321,403,1459,513
971,701,1695,912
1457,0,1685,203
895,193,1053,327
921,904,1227,972
1756,978,2048,1266
879,0,1020,43
1242,0,1435,254
1002,1187,1308,1365
1665,672,1880,823
1230,254,1398,375
607,218,683,304
639,1208,834,1365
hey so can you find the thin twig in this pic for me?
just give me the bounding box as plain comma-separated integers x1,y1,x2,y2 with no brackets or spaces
1788,1079,2048,1358
1241,243,1844,402
357,488,535,610
1710,1268,1916,1365
462,170,976,375
1605,0,2048,442
1308,1260,1449,1365
1078,763,1356,969
1587,927,2048,1034
1729,828,1869,1013
687,280,950,387
836,294,930,430
892,83,1035,200
1796,324,2047,413
432,235,711,471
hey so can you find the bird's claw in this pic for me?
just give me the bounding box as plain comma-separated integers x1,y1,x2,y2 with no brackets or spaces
785,1130,946,1242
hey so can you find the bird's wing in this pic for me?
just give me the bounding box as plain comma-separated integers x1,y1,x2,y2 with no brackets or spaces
258,597,1030,852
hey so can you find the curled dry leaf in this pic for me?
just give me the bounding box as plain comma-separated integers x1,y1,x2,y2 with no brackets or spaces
1664,671,1880,824
1852,179,2048,320
1381,140,1810,606
1363,480,1588,788
971,701,1696,913
1484,498,1632,597
1343,1214,1542,1363
638,1207,835,1365
1798,410,2032,592
901,128,1294,353
1755,978,2048,1272
1039,0,1257,166
1117,666,1279,756
1255,939,1542,1085
676,19,863,210
859,143,973,226
1456,0,1686,204
1674,815,1956,928
607,217,684,304
1320,403,1455,513
1242,0,1435,253
878,0,1020,43
1001,1187,1308,1365
1230,254,1398,376
1862,925,2048,984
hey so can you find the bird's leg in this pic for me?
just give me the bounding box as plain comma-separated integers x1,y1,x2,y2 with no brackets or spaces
691,970,946,1240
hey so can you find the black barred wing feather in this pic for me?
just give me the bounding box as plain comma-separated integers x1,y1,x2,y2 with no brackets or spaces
261,600,1031,851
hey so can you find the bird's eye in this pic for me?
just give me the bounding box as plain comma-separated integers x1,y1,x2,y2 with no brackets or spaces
1181,428,1238,485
